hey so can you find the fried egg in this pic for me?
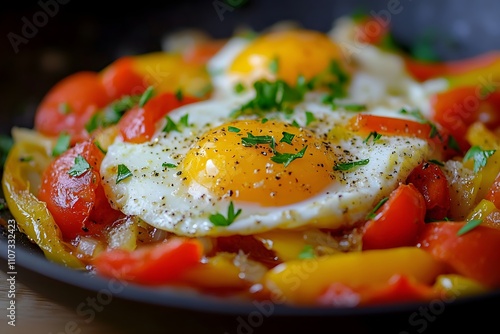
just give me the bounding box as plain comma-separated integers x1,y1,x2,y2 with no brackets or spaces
100,28,438,237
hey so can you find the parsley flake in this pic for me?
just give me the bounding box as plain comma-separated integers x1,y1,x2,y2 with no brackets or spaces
174,88,183,102
209,201,242,226
271,146,307,167
363,131,381,144
457,219,482,236
463,145,496,173
162,162,177,168
58,102,72,115
241,133,275,147
305,111,316,125
139,86,155,107
68,155,91,177
279,132,295,145
234,82,245,94
298,245,315,259
52,133,71,157
269,57,279,74
116,164,133,183
228,126,241,133
333,159,370,171
365,197,389,220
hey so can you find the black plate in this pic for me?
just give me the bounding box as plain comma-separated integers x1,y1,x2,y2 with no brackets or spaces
1,1,500,333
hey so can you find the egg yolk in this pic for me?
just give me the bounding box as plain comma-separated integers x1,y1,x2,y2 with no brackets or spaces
228,29,346,85
182,119,337,207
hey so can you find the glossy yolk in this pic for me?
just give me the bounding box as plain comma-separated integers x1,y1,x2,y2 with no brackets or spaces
228,29,346,85
182,119,337,207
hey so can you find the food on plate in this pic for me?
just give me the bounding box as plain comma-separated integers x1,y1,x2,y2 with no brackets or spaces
3,14,500,308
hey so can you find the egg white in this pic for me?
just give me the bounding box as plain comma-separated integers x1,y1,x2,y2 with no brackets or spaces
99,29,442,237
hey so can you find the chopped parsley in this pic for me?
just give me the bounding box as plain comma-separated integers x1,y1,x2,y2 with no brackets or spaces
363,131,381,144
162,162,177,168
174,88,183,102
241,133,275,147
52,133,71,157
85,94,140,133
279,132,295,145
234,82,246,94
139,86,155,107
58,102,72,115
228,126,241,133
457,219,482,236
399,108,441,139
463,145,496,173
163,114,189,133
68,155,91,177
209,201,242,226
333,159,370,171
428,159,444,166
269,57,279,74
241,132,306,167
116,164,133,183
271,146,308,167
305,111,316,125
235,79,305,116
365,197,389,220
447,135,462,153
298,245,315,259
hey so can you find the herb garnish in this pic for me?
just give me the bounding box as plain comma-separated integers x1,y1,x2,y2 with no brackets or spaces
52,133,71,157
68,155,91,177
305,111,316,125
298,245,315,259
457,219,482,236
271,146,308,167
116,164,133,183
163,114,189,133
365,197,389,220
363,131,381,144
333,159,370,171
228,126,241,133
463,145,496,173
139,86,155,107
162,162,177,168
279,132,295,145
209,201,242,226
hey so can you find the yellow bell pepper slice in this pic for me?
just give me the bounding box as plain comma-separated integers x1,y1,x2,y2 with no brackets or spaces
2,140,84,269
264,247,445,304
433,274,489,298
181,253,248,289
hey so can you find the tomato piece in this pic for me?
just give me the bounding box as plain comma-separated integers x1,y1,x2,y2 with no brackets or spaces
38,140,123,240
362,183,426,250
404,51,500,82
34,71,110,143
118,92,199,143
354,17,389,45
92,238,203,285
406,162,451,221
349,114,460,159
418,222,500,288
430,86,500,153
100,57,148,101
485,172,500,209
182,39,227,64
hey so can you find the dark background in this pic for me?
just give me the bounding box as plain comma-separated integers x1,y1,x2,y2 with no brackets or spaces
1,0,500,133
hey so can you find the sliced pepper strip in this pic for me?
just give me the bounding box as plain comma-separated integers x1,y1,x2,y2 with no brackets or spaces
2,140,84,268
264,247,445,305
